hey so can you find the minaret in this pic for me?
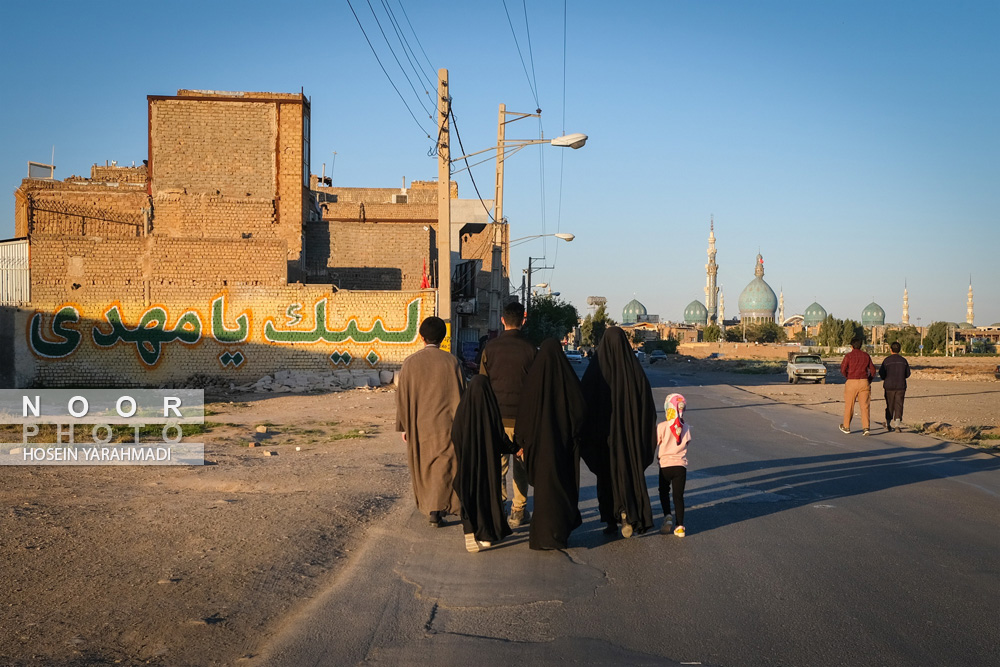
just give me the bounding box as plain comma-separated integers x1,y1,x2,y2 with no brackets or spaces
719,288,725,331
967,277,974,326
705,217,719,325
902,281,909,325
779,288,785,324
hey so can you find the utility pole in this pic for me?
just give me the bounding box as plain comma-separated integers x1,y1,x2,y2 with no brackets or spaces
436,68,452,351
488,103,507,335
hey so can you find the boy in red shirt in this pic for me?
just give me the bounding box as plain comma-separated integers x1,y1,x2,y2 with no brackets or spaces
839,337,877,435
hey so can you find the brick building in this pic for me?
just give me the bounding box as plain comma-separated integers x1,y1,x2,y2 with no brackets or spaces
0,89,444,388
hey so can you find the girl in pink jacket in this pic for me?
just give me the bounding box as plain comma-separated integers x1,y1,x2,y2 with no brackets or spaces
656,393,690,537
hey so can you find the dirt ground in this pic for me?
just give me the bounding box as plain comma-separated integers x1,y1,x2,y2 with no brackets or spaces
1,354,997,666
1,388,410,666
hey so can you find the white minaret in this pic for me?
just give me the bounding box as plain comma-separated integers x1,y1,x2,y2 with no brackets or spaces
967,277,974,326
705,217,719,325
719,289,726,331
779,288,785,325
902,281,909,325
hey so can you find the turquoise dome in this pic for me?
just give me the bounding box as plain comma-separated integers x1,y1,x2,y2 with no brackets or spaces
803,302,827,326
861,302,885,326
738,254,777,321
622,298,647,325
684,300,708,325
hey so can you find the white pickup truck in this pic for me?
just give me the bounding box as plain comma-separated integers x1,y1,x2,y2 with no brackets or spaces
787,353,827,384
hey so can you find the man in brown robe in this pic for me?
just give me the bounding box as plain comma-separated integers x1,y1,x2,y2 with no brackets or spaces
395,316,466,526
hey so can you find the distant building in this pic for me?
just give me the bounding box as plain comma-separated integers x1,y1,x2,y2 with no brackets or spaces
622,298,647,325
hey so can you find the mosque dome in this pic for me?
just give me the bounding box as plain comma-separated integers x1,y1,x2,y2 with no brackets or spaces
684,300,708,325
738,254,778,322
861,302,885,327
622,298,647,325
803,302,827,327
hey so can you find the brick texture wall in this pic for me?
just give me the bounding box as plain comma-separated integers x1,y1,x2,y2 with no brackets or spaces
304,221,433,289
150,100,276,197
152,193,277,239
18,287,435,387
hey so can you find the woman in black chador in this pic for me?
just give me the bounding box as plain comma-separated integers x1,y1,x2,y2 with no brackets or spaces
451,375,519,552
580,326,657,537
515,339,587,550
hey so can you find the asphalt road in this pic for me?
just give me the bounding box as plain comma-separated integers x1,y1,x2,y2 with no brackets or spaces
253,361,1000,666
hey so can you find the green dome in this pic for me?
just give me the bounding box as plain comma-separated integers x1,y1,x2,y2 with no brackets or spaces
684,300,708,325
738,254,777,320
861,302,885,326
622,298,647,325
803,302,827,326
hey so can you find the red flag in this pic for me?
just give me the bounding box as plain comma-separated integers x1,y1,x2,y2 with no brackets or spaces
420,259,430,289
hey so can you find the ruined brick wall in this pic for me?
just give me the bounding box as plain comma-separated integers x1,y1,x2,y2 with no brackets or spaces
90,165,147,184
16,180,149,237
17,287,435,387
304,221,433,290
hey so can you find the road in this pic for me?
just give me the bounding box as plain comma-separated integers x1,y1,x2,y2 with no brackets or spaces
252,361,1000,666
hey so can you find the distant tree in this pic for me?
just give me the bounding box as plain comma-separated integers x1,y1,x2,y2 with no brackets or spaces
522,295,580,346
840,319,865,346
580,304,616,348
743,321,787,344
885,326,920,355
924,321,949,353
793,329,807,344
703,324,722,342
724,326,743,342
818,314,840,348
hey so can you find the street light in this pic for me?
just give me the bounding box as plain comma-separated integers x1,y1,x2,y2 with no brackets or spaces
443,99,587,338
509,232,574,248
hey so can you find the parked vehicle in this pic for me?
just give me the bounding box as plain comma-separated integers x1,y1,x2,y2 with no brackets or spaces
634,350,646,363
564,349,583,364
787,353,827,384
649,350,668,364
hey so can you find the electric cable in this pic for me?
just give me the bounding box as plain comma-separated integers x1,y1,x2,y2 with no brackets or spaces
501,0,539,107
364,0,434,118
347,0,432,138
381,0,436,97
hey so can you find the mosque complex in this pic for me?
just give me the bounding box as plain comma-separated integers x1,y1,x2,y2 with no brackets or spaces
618,219,999,349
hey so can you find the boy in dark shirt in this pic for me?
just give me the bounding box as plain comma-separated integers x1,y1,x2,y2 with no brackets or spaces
879,341,911,432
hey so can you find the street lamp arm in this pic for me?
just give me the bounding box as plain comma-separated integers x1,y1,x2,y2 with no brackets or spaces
508,232,575,248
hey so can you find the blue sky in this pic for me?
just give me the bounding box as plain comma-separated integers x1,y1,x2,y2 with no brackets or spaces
2,1,998,325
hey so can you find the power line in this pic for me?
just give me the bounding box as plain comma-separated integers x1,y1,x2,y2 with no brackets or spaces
521,0,540,108
395,0,436,75
346,0,432,138
364,0,434,118
380,0,436,97
501,0,539,107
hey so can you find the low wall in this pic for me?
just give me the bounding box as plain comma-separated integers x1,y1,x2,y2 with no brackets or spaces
16,288,435,388
678,342,800,360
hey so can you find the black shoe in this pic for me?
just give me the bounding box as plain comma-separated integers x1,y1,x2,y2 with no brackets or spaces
602,523,617,535
429,511,443,527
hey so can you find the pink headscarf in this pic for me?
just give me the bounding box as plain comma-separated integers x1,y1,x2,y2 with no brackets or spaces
664,393,686,442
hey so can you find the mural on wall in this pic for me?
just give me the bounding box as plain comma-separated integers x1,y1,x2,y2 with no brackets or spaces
28,292,424,369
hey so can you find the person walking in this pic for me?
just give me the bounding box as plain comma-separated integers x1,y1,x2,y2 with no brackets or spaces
879,341,911,432
451,375,518,552
396,317,466,527
479,302,536,527
580,326,657,537
515,339,587,550
657,393,690,538
839,336,877,435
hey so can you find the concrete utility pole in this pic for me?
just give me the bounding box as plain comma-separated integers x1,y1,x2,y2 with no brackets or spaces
436,68,452,351
488,103,508,335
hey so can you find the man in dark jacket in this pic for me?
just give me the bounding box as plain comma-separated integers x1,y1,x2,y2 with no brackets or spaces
479,302,536,526
879,341,911,433
840,337,877,435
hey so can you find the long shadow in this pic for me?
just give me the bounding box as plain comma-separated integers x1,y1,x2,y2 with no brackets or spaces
651,442,998,534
